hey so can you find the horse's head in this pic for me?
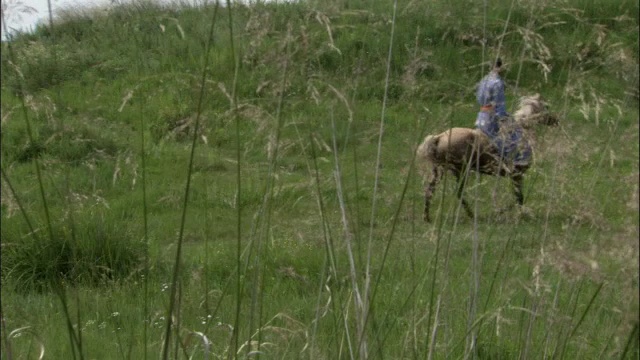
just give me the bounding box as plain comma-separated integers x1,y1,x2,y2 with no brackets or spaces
515,93,559,128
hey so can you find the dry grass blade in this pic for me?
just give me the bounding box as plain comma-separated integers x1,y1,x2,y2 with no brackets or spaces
1,106,16,125
0,176,20,218
313,11,341,55
182,331,212,360
236,340,274,356
515,26,552,81
167,17,185,39
118,90,134,113
326,84,353,123
8,326,45,360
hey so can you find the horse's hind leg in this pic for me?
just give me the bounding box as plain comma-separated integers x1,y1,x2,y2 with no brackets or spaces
511,174,524,206
454,171,474,219
424,167,442,222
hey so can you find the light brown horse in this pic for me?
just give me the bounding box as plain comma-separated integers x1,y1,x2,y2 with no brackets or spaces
417,94,558,222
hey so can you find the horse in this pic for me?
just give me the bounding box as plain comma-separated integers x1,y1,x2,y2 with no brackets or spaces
416,93,558,222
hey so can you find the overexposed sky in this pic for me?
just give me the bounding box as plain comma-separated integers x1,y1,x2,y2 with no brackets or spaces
2,0,109,36
1,0,213,39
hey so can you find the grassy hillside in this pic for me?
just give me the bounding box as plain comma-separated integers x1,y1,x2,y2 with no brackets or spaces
1,0,638,358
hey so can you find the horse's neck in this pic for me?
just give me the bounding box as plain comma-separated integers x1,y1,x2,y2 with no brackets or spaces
515,110,540,143
502,106,540,138
514,104,540,128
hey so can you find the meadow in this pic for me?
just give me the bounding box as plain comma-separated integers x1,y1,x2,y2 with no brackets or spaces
1,0,638,358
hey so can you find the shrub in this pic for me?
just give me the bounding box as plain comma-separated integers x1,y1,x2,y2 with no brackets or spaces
4,121,118,165
1,213,144,293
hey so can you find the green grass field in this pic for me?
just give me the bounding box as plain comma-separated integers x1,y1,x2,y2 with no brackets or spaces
1,0,638,358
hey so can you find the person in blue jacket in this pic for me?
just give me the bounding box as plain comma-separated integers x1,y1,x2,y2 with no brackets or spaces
475,57,509,137
475,58,530,166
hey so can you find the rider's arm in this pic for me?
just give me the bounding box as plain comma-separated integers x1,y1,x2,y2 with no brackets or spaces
493,80,508,117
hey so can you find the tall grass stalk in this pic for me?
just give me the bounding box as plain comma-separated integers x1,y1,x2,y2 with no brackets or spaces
214,0,245,356
520,294,539,359
482,235,512,312
308,132,345,357
551,279,583,358
480,0,488,78
61,138,83,359
195,2,224,351
597,317,625,359
160,1,219,358
370,110,429,355
543,277,563,358
467,147,481,360
1,6,84,359
246,22,292,358
426,295,442,360
470,1,518,354
127,5,154,357
360,0,398,357
559,281,604,358
0,168,39,240
423,124,451,356
494,0,516,63
52,286,81,360
1,301,13,359
537,54,575,357
331,108,364,358
619,322,639,360
446,311,494,358
136,41,151,360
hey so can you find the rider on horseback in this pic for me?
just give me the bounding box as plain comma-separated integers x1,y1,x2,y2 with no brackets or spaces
475,58,530,167
476,57,509,136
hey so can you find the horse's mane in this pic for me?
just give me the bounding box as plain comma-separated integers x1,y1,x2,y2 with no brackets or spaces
513,93,545,127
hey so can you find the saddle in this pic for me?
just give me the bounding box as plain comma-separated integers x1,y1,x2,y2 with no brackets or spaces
476,116,532,173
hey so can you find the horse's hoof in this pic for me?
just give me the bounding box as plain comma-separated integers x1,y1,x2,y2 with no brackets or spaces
496,205,532,221
517,205,534,218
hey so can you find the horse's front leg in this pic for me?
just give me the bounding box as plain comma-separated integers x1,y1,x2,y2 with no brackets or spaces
510,174,535,219
424,167,442,222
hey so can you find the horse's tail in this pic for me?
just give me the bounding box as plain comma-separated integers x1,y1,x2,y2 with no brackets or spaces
417,134,440,163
